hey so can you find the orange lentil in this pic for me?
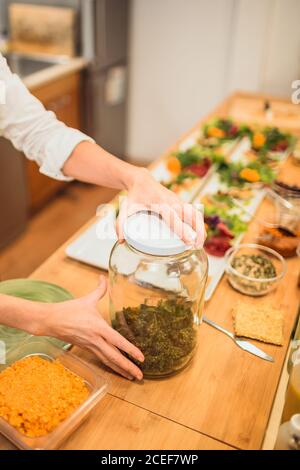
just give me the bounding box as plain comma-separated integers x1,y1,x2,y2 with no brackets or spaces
0,356,89,437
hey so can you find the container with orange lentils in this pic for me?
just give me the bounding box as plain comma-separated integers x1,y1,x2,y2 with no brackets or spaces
0,338,108,449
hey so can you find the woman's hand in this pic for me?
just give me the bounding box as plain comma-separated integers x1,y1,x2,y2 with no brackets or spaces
117,168,206,247
42,276,144,381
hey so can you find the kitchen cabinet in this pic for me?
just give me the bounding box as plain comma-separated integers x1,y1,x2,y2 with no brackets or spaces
0,138,28,250
27,72,81,213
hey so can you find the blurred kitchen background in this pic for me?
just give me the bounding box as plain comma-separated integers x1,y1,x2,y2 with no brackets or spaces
0,0,300,279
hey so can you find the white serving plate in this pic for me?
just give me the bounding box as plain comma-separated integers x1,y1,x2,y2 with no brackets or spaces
193,171,266,301
178,131,199,151
151,163,202,203
66,210,117,270
229,136,251,164
150,159,213,203
231,136,292,165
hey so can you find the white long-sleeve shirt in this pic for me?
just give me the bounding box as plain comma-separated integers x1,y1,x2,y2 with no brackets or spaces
0,53,93,181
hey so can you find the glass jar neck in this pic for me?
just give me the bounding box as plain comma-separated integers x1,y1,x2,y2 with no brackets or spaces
124,240,197,262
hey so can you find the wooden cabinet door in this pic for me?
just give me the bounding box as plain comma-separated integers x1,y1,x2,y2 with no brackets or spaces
27,72,81,213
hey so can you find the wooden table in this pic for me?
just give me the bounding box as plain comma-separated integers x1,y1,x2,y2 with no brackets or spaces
1,91,299,451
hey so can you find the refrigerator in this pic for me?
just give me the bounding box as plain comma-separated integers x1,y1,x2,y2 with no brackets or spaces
81,0,130,158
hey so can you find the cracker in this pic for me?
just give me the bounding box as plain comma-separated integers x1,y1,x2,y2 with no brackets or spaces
232,301,284,346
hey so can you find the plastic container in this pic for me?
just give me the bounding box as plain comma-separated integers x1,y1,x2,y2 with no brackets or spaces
225,243,286,296
109,212,208,379
0,338,108,450
282,348,300,423
275,199,300,238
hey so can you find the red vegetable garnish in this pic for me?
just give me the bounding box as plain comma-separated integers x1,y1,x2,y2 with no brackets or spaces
204,236,232,257
271,140,288,152
228,124,238,137
185,159,211,177
216,222,234,238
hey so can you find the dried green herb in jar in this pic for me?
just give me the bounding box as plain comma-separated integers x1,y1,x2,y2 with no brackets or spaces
113,297,196,377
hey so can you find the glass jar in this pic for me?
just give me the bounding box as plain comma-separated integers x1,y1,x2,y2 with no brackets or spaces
282,348,300,423
109,212,208,378
273,183,300,235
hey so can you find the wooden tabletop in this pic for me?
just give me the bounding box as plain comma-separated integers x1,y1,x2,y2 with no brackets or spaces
1,91,299,451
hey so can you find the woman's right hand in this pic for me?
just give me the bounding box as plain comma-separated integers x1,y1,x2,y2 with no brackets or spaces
41,276,144,381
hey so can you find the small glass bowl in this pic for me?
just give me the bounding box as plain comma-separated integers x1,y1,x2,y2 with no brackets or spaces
225,243,287,296
0,338,108,450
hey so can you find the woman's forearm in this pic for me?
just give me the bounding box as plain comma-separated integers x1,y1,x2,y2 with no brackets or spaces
0,294,49,336
63,141,205,247
63,141,145,190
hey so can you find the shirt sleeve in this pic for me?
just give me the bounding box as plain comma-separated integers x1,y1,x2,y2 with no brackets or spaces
0,54,94,181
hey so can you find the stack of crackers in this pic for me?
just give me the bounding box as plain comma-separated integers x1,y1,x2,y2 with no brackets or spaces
232,301,284,346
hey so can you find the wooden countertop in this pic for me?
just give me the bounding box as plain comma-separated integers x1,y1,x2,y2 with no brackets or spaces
24,57,89,91
1,91,299,451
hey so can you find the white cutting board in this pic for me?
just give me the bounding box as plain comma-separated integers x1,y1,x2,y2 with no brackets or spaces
66,210,117,270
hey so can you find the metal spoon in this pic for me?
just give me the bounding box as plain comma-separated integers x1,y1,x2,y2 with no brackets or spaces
203,316,274,362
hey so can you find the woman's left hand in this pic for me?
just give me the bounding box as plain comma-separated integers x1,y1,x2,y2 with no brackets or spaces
116,168,206,248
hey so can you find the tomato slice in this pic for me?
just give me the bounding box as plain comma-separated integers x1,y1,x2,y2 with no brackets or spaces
204,236,232,257
185,159,211,177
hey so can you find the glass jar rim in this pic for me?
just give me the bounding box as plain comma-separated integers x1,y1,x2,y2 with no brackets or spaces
122,239,201,261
